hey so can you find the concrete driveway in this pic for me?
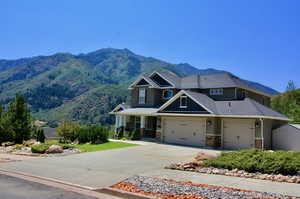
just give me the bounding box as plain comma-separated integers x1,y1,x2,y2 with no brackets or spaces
0,142,218,188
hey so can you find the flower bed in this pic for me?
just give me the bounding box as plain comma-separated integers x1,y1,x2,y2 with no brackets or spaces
164,149,300,184
111,176,297,199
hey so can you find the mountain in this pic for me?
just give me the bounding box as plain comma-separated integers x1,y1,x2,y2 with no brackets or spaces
0,48,279,127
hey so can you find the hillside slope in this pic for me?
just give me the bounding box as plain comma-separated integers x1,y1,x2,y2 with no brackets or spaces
271,88,300,123
0,48,279,126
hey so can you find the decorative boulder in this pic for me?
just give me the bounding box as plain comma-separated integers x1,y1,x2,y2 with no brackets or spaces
46,145,63,154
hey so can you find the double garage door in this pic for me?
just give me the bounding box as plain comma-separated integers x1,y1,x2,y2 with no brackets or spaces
163,117,205,147
163,117,255,149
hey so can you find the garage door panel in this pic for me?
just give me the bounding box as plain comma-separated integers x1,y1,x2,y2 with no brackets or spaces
223,119,254,150
164,117,205,147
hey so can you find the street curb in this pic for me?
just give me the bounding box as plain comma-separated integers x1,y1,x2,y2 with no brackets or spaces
96,187,157,199
0,168,95,190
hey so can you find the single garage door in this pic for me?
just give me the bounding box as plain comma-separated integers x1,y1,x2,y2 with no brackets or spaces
223,119,254,150
163,117,205,147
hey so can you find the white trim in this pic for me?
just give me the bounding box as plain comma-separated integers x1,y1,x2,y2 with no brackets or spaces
162,89,174,100
110,104,126,113
179,96,187,108
128,75,159,89
158,90,214,114
260,118,264,149
112,111,290,121
149,71,176,87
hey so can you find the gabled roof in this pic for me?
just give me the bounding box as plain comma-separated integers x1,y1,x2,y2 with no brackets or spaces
110,103,131,113
157,90,290,121
158,90,216,114
128,75,160,89
131,71,273,97
214,98,289,119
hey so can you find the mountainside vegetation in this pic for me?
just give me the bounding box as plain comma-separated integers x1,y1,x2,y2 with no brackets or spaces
271,88,300,123
0,48,279,127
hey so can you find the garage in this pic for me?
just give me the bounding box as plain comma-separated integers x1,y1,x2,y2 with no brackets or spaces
223,119,254,150
163,117,205,147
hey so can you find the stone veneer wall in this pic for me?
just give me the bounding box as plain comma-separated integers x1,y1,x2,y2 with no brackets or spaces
205,118,221,148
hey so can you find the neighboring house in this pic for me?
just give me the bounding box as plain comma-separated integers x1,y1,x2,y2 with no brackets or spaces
110,71,290,150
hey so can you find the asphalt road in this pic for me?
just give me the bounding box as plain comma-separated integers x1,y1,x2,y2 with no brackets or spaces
0,174,97,199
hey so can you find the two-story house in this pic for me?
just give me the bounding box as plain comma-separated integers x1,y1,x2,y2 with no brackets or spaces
110,71,290,150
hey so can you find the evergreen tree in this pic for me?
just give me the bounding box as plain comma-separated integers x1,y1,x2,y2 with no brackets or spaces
8,95,32,143
286,80,297,91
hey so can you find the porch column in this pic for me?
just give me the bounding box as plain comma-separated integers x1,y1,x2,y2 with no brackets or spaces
140,116,146,137
260,118,264,149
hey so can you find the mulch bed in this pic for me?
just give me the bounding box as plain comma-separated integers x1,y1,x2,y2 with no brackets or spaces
111,176,299,199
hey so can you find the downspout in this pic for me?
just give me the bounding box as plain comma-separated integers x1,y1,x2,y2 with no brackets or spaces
260,118,264,149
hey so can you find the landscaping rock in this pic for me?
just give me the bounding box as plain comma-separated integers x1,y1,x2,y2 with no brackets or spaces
115,176,293,199
45,145,63,154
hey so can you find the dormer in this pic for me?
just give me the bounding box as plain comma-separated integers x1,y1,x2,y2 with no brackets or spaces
128,75,160,89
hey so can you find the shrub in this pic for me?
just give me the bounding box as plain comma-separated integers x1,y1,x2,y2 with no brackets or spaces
36,128,45,143
77,125,108,144
203,149,300,175
77,126,90,144
89,126,108,144
56,121,80,143
31,144,50,153
130,130,141,140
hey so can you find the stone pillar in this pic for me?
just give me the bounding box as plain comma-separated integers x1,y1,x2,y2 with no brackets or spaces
140,116,146,137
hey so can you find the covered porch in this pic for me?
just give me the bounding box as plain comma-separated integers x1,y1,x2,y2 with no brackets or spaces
115,114,158,139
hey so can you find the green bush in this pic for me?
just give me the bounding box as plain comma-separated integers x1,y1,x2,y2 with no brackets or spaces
130,130,141,140
203,149,300,175
77,125,108,144
56,121,80,143
77,126,90,144
31,144,50,153
36,128,45,143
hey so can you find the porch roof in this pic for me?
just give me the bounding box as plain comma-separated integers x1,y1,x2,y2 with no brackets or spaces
113,108,159,116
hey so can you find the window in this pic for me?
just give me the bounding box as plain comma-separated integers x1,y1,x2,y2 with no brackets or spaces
162,89,173,99
180,96,187,108
138,88,146,104
210,88,223,95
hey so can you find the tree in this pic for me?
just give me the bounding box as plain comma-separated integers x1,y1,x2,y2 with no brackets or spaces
286,80,297,91
56,120,80,143
36,128,45,143
8,95,32,144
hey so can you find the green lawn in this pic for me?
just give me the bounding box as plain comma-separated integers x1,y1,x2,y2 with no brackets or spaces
75,142,138,152
45,140,138,153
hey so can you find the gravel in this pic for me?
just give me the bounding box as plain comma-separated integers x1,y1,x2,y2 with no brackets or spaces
123,176,295,199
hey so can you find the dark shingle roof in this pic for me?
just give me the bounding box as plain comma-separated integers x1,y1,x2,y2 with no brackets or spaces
183,91,289,120
151,72,271,96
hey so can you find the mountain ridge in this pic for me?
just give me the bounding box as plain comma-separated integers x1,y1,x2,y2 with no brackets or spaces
0,48,279,126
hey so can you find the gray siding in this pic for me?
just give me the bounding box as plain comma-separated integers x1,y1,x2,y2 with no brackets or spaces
237,88,271,107
191,88,237,101
131,87,179,108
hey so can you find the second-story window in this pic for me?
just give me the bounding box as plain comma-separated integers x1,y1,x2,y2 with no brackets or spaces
210,88,223,95
180,96,187,108
162,89,173,99
138,88,146,104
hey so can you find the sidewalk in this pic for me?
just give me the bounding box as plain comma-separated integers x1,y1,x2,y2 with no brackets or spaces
141,169,300,197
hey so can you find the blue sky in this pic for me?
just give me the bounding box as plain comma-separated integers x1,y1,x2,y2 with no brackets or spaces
1,0,299,92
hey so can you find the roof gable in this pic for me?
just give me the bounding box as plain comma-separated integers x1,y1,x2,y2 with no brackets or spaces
158,90,214,114
150,73,173,87
128,75,159,89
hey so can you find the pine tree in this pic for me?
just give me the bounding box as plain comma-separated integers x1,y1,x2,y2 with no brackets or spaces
286,80,297,91
9,95,32,144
